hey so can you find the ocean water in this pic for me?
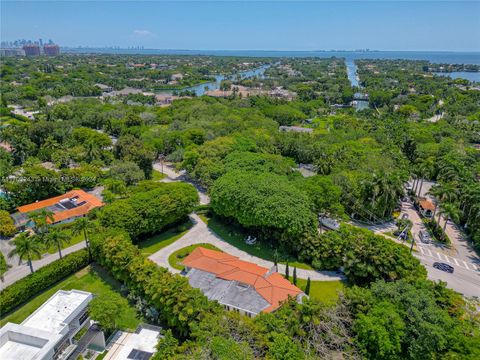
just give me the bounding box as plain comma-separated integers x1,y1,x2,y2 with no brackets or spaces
433,71,480,82
65,48,480,65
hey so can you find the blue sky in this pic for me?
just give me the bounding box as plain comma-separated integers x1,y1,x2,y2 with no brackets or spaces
1,1,479,51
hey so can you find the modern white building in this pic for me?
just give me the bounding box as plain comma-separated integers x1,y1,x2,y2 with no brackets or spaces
0,290,93,360
104,325,161,360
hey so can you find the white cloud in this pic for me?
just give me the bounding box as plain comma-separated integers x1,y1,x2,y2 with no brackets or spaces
133,29,154,37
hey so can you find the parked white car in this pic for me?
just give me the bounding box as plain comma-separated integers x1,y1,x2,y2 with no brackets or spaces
319,216,340,231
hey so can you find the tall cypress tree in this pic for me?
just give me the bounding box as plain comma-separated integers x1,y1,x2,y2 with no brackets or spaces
293,266,297,285
305,277,311,295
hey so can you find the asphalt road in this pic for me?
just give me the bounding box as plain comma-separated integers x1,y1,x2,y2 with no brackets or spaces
417,254,480,298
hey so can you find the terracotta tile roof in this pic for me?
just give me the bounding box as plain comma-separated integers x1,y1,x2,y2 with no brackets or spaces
419,199,435,211
182,247,303,313
17,190,103,223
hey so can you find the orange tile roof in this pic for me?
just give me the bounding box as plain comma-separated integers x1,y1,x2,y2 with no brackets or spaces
17,190,103,223
419,199,435,211
182,247,303,313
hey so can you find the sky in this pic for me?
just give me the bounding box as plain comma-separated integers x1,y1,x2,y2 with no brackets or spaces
1,1,480,51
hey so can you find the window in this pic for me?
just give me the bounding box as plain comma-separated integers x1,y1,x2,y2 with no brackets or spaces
78,311,89,325
127,349,154,360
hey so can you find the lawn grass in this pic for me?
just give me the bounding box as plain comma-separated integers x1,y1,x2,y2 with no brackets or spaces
44,228,85,254
0,265,142,330
288,276,345,305
168,243,221,270
199,215,314,270
138,220,193,256
26,227,86,260
300,279,345,305
152,170,167,181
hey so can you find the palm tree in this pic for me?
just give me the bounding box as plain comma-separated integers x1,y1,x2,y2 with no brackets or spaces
72,217,93,261
429,183,460,223
85,140,101,163
44,229,69,259
414,161,432,197
8,233,42,273
28,209,55,234
438,203,461,240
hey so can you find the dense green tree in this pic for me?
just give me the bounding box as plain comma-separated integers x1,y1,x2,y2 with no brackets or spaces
109,160,145,186
0,210,16,237
210,171,317,251
88,293,125,333
266,333,304,360
98,182,198,239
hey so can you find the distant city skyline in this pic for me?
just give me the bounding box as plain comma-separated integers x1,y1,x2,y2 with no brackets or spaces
1,1,480,52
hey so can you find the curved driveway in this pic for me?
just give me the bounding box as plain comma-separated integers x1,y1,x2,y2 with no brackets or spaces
148,213,345,281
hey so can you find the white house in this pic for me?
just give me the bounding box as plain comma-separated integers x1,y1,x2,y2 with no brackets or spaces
0,290,93,360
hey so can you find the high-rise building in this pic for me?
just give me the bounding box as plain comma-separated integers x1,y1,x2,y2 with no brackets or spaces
43,44,60,56
22,44,40,56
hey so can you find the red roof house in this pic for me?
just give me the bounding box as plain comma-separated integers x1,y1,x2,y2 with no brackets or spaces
182,247,305,316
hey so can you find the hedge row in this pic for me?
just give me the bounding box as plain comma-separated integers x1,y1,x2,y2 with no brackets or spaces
91,229,221,338
0,249,90,315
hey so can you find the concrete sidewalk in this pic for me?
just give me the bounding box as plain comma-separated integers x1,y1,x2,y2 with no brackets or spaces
0,241,87,290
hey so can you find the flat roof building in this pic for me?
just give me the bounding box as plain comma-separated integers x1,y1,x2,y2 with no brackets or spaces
104,325,161,360
181,247,305,317
11,189,104,229
0,290,93,360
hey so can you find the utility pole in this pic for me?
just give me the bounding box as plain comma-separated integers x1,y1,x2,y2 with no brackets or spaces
159,153,166,175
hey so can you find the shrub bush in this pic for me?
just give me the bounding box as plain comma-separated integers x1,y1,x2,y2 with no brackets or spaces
98,182,198,239
0,249,89,315
0,210,16,237
90,229,220,338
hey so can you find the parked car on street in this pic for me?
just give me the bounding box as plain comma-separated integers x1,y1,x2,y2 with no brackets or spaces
433,262,454,273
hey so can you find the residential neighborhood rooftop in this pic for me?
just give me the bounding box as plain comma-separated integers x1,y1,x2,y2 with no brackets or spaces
104,325,161,360
22,289,92,334
419,198,435,211
182,247,304,315
0,290,93,360
12,189,104,227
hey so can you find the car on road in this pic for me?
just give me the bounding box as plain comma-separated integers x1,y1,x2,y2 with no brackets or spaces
419,230,431,244
433,262,454,273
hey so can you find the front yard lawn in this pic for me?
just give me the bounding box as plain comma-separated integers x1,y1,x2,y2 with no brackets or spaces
138,219,193,256
291,278,345,305
0,264,142,330
152,170,167,181
199,214,314,270
168,243,221,271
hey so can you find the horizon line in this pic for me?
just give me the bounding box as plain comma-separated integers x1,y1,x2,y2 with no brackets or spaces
60,47,480,53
